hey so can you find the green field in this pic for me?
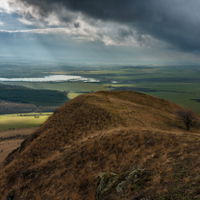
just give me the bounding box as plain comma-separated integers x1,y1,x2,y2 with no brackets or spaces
67,93,85,99
0,113,51,131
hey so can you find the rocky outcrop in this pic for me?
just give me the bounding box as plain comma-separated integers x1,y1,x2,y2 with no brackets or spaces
96,167,150,200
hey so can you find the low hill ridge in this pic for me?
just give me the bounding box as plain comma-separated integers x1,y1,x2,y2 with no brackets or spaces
0,91,200,200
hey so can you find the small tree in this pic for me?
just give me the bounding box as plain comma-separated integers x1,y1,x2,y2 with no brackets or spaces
176,109,199,131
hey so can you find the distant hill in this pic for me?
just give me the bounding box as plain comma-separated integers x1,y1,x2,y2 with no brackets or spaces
0,83,69,109
0,91,200,200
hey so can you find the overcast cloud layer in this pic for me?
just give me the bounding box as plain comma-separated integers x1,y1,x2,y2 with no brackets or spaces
0,0,200,65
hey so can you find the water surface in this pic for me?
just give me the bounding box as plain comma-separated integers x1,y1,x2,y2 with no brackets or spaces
0,75,99,82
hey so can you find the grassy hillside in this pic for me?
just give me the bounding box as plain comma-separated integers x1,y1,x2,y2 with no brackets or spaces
0,91,200,199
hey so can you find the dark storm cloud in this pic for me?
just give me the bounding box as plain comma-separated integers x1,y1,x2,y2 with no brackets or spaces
16,0,200,52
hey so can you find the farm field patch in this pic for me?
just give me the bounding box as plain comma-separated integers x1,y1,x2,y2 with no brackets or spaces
67,93,85,99
0,113,51,131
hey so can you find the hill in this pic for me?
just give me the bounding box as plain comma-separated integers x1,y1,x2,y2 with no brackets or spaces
0,91,200,199
0,84,69,114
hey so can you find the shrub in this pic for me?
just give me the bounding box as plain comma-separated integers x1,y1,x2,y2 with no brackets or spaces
176,109,200,131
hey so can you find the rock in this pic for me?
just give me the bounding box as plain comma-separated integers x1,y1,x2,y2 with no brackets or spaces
96,172,122,200
6,190,15,200
96,168,149,200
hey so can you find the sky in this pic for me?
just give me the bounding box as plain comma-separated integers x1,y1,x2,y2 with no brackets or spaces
0,0,200,65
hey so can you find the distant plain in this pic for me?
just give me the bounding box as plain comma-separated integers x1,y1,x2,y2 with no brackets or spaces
1,65,200,113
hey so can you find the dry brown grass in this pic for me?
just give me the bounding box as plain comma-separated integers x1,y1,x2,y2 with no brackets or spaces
0,91,200,200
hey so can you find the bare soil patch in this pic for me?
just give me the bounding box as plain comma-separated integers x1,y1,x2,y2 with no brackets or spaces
0,127,37,165
0,127,38,139
0,139,24,164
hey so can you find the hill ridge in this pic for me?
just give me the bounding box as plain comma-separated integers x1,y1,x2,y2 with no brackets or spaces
0,91,200,200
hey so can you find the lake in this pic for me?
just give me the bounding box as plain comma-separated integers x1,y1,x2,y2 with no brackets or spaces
0,75,99,82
